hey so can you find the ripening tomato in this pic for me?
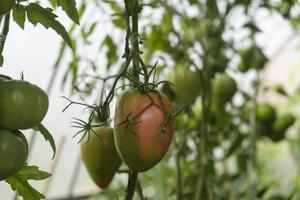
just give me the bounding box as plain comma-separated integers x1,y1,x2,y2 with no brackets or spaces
0,0,15,15
114,90,174,172
0,79,49,130
0,129,28,180
80,127,121,189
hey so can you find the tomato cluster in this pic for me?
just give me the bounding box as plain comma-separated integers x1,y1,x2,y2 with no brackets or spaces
255,103,295,142
80,89,175,188
0,76,49,180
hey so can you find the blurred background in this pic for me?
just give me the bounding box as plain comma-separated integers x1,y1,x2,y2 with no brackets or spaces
1,0,300,199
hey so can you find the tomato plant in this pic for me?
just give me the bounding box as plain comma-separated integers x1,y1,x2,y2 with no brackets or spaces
0,79,49,130
114,90,174,172
0,0,15,15
81,127,121,189
0,129,28,180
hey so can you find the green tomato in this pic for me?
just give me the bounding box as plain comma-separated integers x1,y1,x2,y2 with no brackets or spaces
0,0,15,15
256,103,276,124
114,90,174,172
271,113,296,142
0,129,28,180
0,79,49,130
213,73,237,103
81,127,121,189
170,66,201,105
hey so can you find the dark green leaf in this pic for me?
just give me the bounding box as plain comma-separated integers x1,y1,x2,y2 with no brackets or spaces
26,3,73,49
57,0,79,24
13,4,26,29
37,124,56,159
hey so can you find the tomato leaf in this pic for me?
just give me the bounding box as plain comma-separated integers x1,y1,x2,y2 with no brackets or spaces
37,124,56,159
5,164,51,200
57,0,79,24
25,3,73,49
13,4,26,29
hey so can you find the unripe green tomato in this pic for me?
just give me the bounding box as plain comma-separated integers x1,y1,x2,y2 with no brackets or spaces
272,114,296,133
256,103,276,124
170,66,201,105
0,0,15,15
212,74,237,103
0,129,28,180
271,113,296,142
237,62,249,73
81,127,122,189
0,79,49,130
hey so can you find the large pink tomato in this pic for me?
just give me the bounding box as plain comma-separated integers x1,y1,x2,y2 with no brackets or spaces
114,90,175,172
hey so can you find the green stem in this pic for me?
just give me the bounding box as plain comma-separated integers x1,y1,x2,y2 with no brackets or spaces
136,180,145,200
195,65,213,200
131,0,140,82
124,170,138,200
176,151,183,200
248,71,259,198
0,13,10,55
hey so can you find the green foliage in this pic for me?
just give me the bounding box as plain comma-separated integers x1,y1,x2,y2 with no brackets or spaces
5,165,51,200
37,124,56,159
26,3,73,49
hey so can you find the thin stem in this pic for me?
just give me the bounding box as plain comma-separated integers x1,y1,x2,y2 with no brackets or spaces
131,0,140,82
124,170,138,200
0,13,10,55
136,180,145,200
176,151,183,200
248,70,259,198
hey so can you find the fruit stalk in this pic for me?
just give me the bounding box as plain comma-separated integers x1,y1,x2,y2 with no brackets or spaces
124,170,138,200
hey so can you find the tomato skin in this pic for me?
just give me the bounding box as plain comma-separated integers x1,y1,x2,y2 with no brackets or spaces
169,66,201,105
80,127,121,189
0,79,49,130
114,90,174,172
0,129,28,180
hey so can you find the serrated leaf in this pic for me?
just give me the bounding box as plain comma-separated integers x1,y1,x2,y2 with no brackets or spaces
13,4,26,29
5,165,51,200
57,0,79,24
37,124,56,159
25,3,73,49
